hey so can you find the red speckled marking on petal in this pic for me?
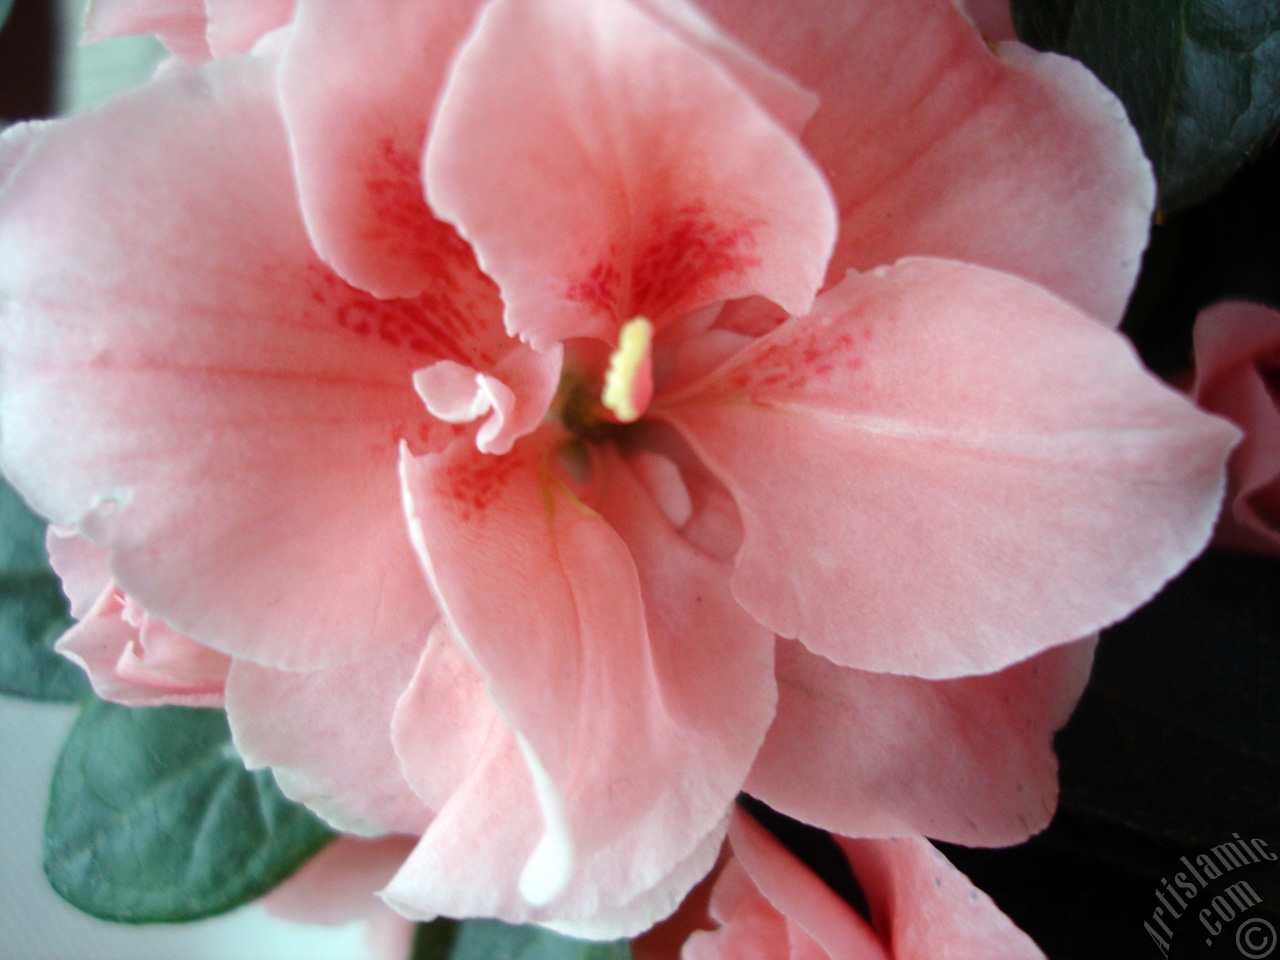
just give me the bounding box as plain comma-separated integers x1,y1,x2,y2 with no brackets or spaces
435,443,529,523
722,323,867,396
306,243,504,368
361,137,441,252
566,202,763,333
631,202,762,320
565,248,622,316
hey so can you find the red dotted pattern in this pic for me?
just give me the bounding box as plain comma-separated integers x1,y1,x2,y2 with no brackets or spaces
308,149,507,369
359,136,439,255
722,321,874,395
436,445,528,523
567,201,762,328
631,201,761,319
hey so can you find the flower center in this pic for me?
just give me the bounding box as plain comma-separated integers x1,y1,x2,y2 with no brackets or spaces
553,316,656,443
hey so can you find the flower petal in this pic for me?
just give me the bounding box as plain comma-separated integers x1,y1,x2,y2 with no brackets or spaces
838,836,1046,959
425,0,836,349
961,0,1017,43
746,637,1096,846
394,436,773,928
728,809,885,960
0,121,47,192
1195,301,1280,378
0,58,455,670
1193,301,1280,554
264,835,415,926
205,0,298,58
545,816,730,941
697,0,1154,325
661,259,1238,678
391,621,504,813
396,627,731,940
120,616,233,698
685,864,794,960
55,585,229,708
629,0,818,134
278,0,484,297
413,344,564,456
83,0,211,62
226,636,434,837
45,527,111,618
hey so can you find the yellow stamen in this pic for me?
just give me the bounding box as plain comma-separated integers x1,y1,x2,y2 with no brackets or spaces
601,316,653,423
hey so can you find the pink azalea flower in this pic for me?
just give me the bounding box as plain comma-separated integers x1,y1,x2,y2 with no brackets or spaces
1192,301,1280,555
0,0,1238,939
633,807,1045,960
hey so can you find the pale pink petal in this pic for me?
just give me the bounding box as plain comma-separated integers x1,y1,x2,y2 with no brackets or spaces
746,638,1096,847
265,836,415,926
396,624,729,936
226,635,433,836
675,446,744,565
0,121,48,192
413,361,498,425
0,58,464,670
839,836,1046,959
661,260,1238,678
45,527,110,618
54,585,228,707
278,0,484,297
545,814,731,941
383,725,557,921
425,0,836,349
118,615,232,698
659,301,777,398
644,814,1043,959
729,810,886,960
392,437,773,930
413,344,564,456
204,0,297,58
1193,301,1280,554
385,727,730,938
696,0,1153,325
593,443,776,866
628,451,693,528
363,908,418,960
391,621,503,812
83,0,212,62
629,0,817,134
961,0,1017,43
623,424,745,564
630,854,717,960
54,592,156,705
684,868,792,960
1195,301,1280,376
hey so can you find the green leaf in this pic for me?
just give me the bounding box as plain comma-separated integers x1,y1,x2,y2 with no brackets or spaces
44,699,333,922
412,918,632,960
1010,0,1280,213
0,476,86,701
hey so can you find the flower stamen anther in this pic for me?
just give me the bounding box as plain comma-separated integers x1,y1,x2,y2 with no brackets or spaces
601,316,654,423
